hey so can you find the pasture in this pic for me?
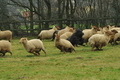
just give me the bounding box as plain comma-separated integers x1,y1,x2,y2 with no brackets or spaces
0,37,120,80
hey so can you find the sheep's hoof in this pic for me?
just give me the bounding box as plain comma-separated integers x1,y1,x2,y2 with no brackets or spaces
33,53,39,56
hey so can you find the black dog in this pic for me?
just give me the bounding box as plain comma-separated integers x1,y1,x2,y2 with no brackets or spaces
67,29,84,46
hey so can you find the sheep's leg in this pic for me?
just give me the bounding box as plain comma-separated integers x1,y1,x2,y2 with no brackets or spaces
2,53,5,56
61,46,66,53
99,44,103,51
9,52,12,55
95,46,99,51
35,51,40,56
42,49,46,56
37,52,40,56
91,45,95,51
114,41,118,45
29,49,38,56
73,49,76,53
33,52,38,56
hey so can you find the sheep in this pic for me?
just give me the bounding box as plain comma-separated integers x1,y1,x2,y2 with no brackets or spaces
0,40,12,56
52,30,60,41
0,30,12,42
38,26,60,40
67,29,84,46
108,30,118,45
97,27,104,34
102,26,110,32
52,26,74,41
54,34,75,53
60,28,75,39
57,26,74,36
19,38,46,56
110,30,120,45
82,26,100,44
88,31,114,51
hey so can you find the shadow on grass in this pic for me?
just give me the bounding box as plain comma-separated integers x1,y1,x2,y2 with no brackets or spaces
26,55,36,57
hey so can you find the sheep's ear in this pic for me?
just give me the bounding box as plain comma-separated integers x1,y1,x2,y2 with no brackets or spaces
55,26,60,29
111,29,118,33
91,26,96,28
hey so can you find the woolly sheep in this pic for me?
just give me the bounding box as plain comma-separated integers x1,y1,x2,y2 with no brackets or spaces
110,30,120,45
38,26,60,40
54,34,75,53
82,26,100,44
97,27,104,34
60,28,74,39
0,40,12,56
108,30,118,45
88,31,114,51
19,38,46,56
57,26,74,36
0,30,12,42
52,30,60,41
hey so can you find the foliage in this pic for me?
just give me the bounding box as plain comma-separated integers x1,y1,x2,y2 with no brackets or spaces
0,38,120,80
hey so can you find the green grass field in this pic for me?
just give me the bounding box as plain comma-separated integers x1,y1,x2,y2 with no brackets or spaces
0,37,120,80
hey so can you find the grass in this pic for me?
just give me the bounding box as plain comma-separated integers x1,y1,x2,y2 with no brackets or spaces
0,37,120,80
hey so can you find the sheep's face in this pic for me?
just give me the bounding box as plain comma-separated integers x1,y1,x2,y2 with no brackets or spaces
55,26,60,30
105,31,113,36
92,26,100,31
53,26,60,30
65,26,72,29
69,28,74,33
103,26,109,30
55,34,60,41
111,29,118,34
19,38,27,44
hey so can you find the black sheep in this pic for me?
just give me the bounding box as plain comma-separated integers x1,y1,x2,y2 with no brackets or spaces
67,29,84,46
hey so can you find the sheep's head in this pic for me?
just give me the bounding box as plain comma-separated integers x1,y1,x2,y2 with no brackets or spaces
53,26,60,30
105,31,113,36
103,26,109,31
55,26,60,30
69,28,74,33
65,26,72,29
92,26,100,31
19,38,27,44
55,34,60,41
111,29,118,34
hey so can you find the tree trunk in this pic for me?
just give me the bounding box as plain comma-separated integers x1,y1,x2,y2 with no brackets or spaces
29,0,34,35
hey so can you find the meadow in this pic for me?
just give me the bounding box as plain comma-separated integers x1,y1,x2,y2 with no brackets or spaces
0,37,120,80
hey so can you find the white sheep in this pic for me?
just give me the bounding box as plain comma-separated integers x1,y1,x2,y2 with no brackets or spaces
0,40,12,56
54,34,75,53
82,26,100,44
60,28,74,39
19,38,46,56
111,30,120,45
88,31,114,51
58,26,74,36
108,30,118,45
97,27,104,34
0,30,12,42
38,26,60,40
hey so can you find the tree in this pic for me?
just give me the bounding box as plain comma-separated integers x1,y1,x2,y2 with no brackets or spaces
0,0,9,30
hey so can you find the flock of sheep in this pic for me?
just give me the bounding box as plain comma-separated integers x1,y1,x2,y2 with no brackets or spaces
0,25,120,56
